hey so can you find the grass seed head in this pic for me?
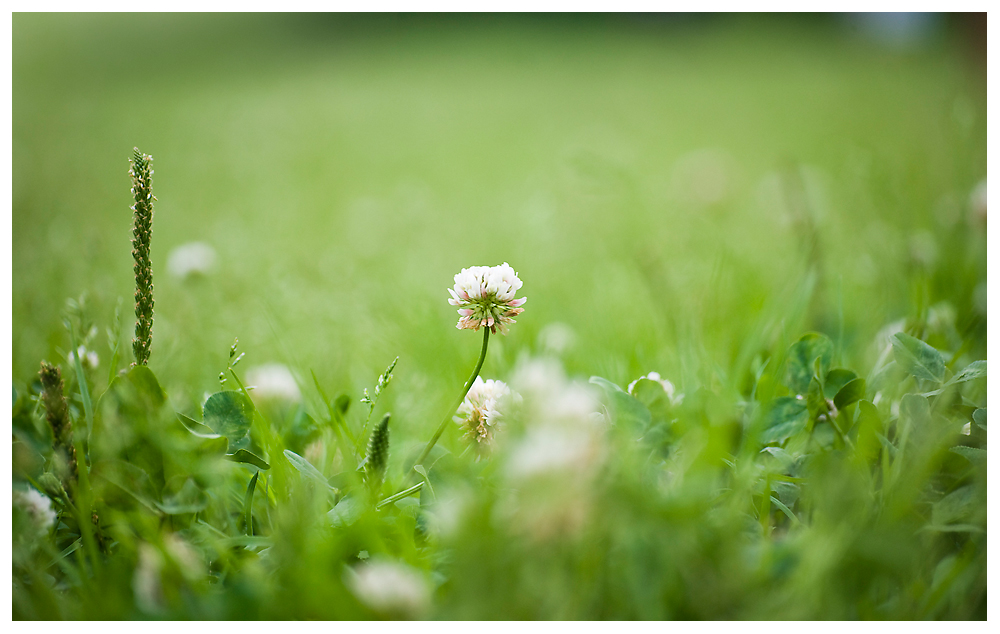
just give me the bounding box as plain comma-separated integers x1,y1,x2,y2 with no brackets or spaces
365,413,391,493
129,147,156,366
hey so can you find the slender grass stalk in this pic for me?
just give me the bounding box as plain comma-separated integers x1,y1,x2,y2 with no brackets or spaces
411,328,490,474
129,148,156,366
67,322,95,443
376,481,424,509
356,357,398,454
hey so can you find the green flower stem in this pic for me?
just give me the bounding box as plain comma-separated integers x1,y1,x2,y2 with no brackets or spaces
68,325,95,443
411,328,490,475
376,481,424,510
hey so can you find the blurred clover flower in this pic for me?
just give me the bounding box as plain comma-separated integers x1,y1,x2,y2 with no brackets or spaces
537,322,576,356
447,262,526,334
132,535,203,614
245,363,301,402
346,559,431,619
166,241,217,279
13,487,56,536
67,344,99,370
501,358,607,540
454,377,519,451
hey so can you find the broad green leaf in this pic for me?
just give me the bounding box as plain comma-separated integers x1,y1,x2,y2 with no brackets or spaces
952,360,986,384
760,446,795,471
226,449,271,470
834,377,866,410
203,391,254,444
876,432,898,458
157,477,209,515
629,378,671,407
854,400,882,462
590,376,651,431
177,412,223,438
125,365,167,408
972,408,986,431
284,449,337,492
806,377,827,419
328,495,365,527
284,407,320,453
891,333,945,383
760,397,808,445
784,333,834,394
950,446,986,466
823,369,857,400
772,480,800,509
932,486,978,526
244,472,259,536
91,459,160,514
589,375,625,393
393,497,421,516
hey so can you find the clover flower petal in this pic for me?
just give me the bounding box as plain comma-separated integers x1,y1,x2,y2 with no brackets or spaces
447,262,526,334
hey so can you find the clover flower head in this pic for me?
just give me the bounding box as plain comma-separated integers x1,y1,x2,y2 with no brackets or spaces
167,241,217,279
67,345,100,370
347,560,431,619
447,262,526,334
628,371,682,405
13,487,57,535
245,363,301,402
455,377,517,449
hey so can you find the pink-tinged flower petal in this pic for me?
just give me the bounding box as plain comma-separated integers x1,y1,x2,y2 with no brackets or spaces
447,263,525,335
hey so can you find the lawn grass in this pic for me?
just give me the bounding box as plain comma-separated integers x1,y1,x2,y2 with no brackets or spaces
12,14,987,620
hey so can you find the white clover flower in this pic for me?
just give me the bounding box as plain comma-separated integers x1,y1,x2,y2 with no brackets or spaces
455,377,517,450
133,542,164,613
13,487,57,535
507,357,606,478
245,363,301,402
167,241,217,279
506,423,603,481
67,345,100,370
346,560,431,619
447,262,526,334
511,357,602,427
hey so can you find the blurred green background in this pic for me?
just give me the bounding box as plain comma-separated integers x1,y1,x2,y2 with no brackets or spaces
13,13,986,434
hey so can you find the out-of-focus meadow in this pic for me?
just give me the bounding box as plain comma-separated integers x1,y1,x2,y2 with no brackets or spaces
15,13,985,404
12,14,987,620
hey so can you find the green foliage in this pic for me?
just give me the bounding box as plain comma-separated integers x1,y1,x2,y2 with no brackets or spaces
892,332,946,383
203,391,254,445
784,332,834,394
11,14,987,622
